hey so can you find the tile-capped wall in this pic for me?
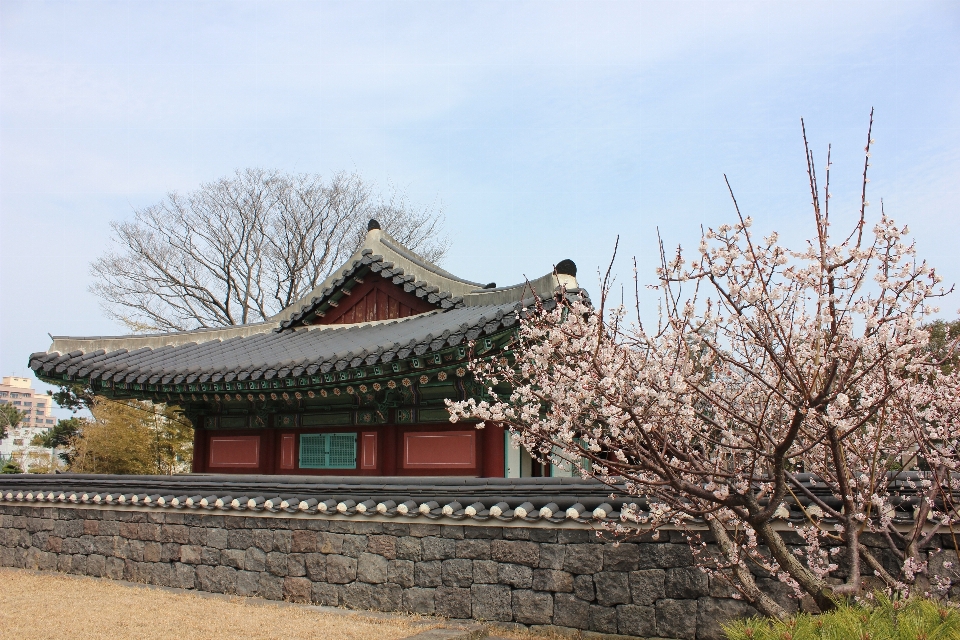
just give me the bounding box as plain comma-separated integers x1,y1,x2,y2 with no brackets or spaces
2,504,915,639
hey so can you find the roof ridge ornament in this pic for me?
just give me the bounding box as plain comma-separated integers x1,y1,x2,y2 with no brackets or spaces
367,219,381,231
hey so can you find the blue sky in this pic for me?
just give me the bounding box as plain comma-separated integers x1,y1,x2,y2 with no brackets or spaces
1,1,958,417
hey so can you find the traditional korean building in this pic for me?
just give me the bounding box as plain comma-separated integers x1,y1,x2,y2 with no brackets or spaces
29,221,583,478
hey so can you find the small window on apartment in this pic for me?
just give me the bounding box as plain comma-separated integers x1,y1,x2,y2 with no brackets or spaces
23,402,32,407
46,419,54,424
36,402,45,408
13,401,21,405
0,391,7,397
299,433,357,469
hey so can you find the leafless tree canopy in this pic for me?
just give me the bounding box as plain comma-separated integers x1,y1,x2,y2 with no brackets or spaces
91,170,449,332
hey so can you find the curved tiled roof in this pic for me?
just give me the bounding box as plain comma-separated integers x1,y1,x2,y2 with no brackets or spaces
29,295,586,387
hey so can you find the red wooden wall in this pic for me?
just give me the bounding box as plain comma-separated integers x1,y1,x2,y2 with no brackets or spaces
318,274,435,325
194,422,505,477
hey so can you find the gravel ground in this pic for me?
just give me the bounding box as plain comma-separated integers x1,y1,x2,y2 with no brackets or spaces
0,568,441,640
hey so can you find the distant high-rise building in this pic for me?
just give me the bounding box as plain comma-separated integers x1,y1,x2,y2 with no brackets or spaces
0,376,57,471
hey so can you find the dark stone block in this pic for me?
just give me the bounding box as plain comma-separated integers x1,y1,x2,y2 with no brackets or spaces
86,554,106,577
197,565,237,594
408,524,441,538
665,566,709,599
174,562,197,589
456,539,491,560
442,559,474,587
512,589,553,625
637,543,693,569
143,542,162,563
138,523,162,542
396,536,421,561
533,569,573,593
273,530,293,553
502,528,530,541
594,571,630,606
341,534,368,558
343,582,402,612
387,559,414,588
160,543,180,563
629,569,665,605
436,586,472,619
317,532,343,555
200,546,221,565
366,535,396,559
603,543,639,572
188,527,206,546
358,552,389,584
381,523,409,537
206,528,228,549
656,599,698,640
284,577,312,603
266,551,288,576
305,553,326,581
573,574,595,601
105,557,124,580
287,553,306,577
415,560,442,587
252,529,275,552
291,530,317,553
422,536,456,561
471,583,512,621
617,604,656,637
441,525,464,540
538,544,565,570
558,530,592,544
530,529,558,544
236,570,260,597
312,582,340,606
244,547,266,572
491,540,539,567
403,587,436,614
260,573,283,600
499,563,533,589
181,544,200,564
552,593,590,629
474,560,499,584
755,578,799,615
589,603,618,633
227,529,253,550
463,526,502,540
221,548,245,569
326,554,358,584
154,562,176,588
697,597,759,640
562,544,602,575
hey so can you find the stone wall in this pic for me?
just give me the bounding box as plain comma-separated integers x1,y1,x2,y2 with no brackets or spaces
0,504,870,639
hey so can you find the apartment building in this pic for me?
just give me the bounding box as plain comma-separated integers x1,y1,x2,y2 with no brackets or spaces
0,376,56,470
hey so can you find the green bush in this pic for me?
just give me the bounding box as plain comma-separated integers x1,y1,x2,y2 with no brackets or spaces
724,594,960,640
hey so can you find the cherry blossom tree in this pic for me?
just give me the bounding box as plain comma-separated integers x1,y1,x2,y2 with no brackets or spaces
449,112,959,618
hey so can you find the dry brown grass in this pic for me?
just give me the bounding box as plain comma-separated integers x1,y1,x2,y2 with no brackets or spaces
0,568,441,639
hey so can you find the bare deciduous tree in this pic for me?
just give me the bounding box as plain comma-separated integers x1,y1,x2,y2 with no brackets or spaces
91,170,448,332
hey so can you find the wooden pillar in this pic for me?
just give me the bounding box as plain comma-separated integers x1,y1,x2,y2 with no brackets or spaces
481,422,506,478
261,423,277,475
383,426,398,476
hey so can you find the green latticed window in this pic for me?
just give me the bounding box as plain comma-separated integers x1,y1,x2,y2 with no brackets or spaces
299,433,357,469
